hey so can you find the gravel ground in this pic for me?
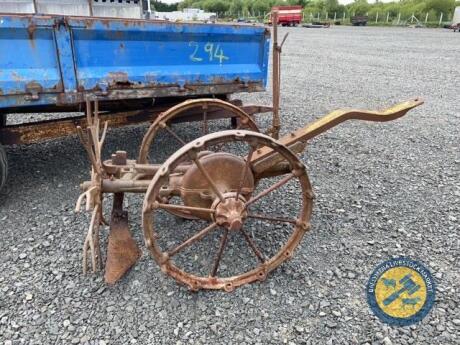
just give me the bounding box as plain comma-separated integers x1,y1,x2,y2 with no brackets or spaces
1,26,459,345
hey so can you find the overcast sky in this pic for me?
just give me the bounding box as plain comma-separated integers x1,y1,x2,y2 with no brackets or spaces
157,0,396,5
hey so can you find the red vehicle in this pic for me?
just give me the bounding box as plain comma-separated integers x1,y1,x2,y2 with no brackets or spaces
449,23,459,32
271,5,303,26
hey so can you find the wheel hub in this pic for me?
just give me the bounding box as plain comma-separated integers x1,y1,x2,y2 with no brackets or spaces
213,194,247,231
180,152,254,220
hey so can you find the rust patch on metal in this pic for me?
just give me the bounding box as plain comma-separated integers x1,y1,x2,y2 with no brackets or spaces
10,72,25,83
61,81,264,105
27,21,37,48
25,81,43,91
107,72,130,83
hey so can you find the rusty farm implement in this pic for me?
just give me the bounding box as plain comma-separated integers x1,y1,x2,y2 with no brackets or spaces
76,97,423,291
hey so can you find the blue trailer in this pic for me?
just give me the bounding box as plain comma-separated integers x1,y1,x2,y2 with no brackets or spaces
0,12,274,191
0,15,270,110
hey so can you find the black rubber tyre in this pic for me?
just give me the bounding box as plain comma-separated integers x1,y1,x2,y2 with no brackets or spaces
0,143,7,192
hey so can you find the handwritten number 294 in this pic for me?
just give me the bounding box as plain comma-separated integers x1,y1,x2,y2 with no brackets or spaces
189,42,229,64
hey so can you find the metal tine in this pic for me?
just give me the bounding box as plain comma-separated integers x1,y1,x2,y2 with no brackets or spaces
82,204,100,274
76,125,88,148
86,99,93,126
99,121,109,148
89,102,100,161
94,100,100,149
83,100,99,163
86,127,102,174
77,100,103,170
91,100,108,162
76,126,100,174
88,125,99,162
94,99,99,122
75,186,97,213
89,205,103,272
76,100,109,212
93,124,101,162
79,99,108,275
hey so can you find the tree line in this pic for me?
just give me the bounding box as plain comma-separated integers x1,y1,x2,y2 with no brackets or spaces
151,0,459,21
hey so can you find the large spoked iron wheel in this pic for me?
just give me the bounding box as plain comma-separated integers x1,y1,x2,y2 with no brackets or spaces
142,130,313,291
137,98,260,165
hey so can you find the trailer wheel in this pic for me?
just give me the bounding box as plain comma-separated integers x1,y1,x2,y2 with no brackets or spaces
0,144,7,192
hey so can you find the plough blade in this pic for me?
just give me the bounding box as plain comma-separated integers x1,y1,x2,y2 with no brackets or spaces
105,194,141,285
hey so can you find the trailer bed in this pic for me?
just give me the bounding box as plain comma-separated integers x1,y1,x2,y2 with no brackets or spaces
0,14,270,112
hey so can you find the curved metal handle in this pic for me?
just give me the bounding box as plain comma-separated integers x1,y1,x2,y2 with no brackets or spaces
281,98,424,145
251,98,423,167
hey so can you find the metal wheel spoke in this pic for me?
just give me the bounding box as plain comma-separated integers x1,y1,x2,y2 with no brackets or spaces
247,213,297,225
240,228,265,263
202,105,208,135
236,147,254,200
168,222,218,257
210,229,229,277
163,123,186,146
245,173,294,208
193,158,225,202
156,203,215,215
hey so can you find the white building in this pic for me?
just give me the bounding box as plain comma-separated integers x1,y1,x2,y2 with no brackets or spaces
0,0,144,18
453,7,460,24
152,8,217,22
